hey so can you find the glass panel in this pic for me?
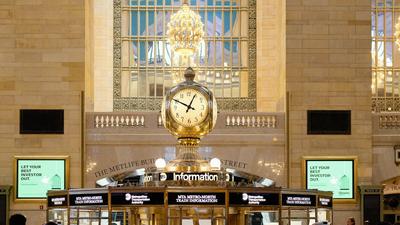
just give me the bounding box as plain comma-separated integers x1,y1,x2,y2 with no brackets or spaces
132,41,138,66
386,11,393,36
387,70,393,96
148,11,155,36
371,12,376,37
148,70,156,96
232,70,240,97
215,71,223,97
148,41,155,65
131,11,138,36
394,71,399,96
224,11,231,36
377,70,385,96
216,41,223,66
223,71,231,97
377,11,384,37
386,41,393,67
130,71,139,97
224,41,231,66
207,11,214,36
139,41,146,66
377,41,384,67
138,70,147,96
139,11,146,36
216,10,222,36
121,0,250,99
156,11,163,35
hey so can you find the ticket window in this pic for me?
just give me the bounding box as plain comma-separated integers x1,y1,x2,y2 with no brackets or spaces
48,208,68,225
130,207,164,225
109,208,129,225
281,208,317,225
227,208,279,225
316,208,332,224
69,207,109,225
168,207,226,225
245,210,279,225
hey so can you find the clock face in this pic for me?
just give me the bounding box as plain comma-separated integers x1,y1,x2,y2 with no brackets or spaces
169,88,209,127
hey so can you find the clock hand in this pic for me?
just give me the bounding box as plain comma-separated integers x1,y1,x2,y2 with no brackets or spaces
186,94,197,113
172,99,195,110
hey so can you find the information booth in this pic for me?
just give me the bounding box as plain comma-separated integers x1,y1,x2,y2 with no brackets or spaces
47,187,333,225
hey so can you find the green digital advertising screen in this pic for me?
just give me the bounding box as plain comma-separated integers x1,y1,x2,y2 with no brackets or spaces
306,160,354,199
16,159,66,199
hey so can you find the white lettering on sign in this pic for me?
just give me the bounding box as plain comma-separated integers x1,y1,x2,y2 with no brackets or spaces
248,195,267,205
51,197,65,205
125,193,151,205
176,194,218,203
319,197,330,206
75,196,104,204
286,196,311,205
173,172,218,181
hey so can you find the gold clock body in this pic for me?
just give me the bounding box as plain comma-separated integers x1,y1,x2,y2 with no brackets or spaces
161,68,217,141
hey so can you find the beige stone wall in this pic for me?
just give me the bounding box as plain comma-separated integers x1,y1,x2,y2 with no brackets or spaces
286,0,371,223
257,0,286,112
85,0,113,112
0,0,84,225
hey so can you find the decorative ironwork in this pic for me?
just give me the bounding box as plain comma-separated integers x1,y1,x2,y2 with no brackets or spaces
113,0,257,111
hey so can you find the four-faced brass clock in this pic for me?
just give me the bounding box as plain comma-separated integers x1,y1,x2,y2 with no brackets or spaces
161,67,217,141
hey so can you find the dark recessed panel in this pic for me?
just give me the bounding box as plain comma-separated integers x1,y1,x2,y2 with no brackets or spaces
307,110,351,135
20,109,64,134
0,195,5,225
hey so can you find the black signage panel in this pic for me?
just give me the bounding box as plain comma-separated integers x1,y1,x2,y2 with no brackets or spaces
69,193,108,206
229,192,279,206
48,195,68,207
282,194,316,206
168,192,225,205
318,196,333,208
111,192,164,205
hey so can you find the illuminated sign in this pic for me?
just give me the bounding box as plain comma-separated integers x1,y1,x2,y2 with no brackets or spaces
168,192,225,205
318,196,333,208
305,159,355,199
144,172,231,182
111,192,164,205
16,158,67,199
282,194,316,206
229,192,279,206
69,193,108,206
47,195,67,207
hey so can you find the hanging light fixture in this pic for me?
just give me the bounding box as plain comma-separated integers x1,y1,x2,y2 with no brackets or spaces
167,0,204,56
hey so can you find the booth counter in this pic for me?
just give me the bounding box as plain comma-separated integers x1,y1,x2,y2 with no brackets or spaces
47,187,332,225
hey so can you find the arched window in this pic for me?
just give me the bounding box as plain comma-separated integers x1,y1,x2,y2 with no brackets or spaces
113,0,256,111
